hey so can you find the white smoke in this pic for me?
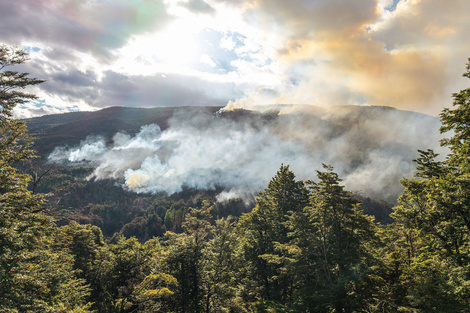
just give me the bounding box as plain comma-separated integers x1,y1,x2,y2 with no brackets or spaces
48,105,444,203
48,136,107,163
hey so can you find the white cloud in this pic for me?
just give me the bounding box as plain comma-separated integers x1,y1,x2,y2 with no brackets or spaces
219,36,236,51
200,54,217,67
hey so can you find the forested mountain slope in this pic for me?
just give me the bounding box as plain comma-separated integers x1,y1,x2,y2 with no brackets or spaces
22,104,440,233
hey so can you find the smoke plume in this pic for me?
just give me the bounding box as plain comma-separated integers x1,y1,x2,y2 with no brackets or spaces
48,105,444,203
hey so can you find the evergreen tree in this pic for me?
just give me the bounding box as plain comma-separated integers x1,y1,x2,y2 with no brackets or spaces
238,165,308,309
163,202,215,312
391,58,470,311
0,45,90,311
200,216,247,312
290,165,377,312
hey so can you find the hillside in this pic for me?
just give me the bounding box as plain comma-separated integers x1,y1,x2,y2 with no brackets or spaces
22,104,443,235
26,106,222,157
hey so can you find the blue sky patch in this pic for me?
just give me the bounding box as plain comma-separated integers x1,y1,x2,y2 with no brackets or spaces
384,0,400,12
23,46,41,53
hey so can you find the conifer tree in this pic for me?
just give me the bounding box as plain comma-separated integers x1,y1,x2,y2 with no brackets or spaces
238,165,308,309
391,58,470,311
163,202,215,312
290,164,377,312
0,44,90,312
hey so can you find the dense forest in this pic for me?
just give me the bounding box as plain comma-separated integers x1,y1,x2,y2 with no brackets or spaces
2,44,470,312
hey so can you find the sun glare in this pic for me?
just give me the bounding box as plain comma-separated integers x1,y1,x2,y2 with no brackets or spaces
151,21,200,68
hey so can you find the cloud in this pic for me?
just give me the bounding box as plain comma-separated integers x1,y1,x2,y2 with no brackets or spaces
14,101,72,119
4,0,470,118
0,0,172,58
48,106,444,203
225,0,470,115
14,47,242,115
182,0,215,15
252,0,378,37
91,70,240,108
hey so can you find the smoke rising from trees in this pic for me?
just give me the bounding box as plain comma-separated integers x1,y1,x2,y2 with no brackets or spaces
48,105,443,202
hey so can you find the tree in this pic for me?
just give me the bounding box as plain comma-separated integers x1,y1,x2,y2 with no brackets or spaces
290,164,377,312
200,216,246,312
77,236,167,313
0,45,90,312
238,165,308,309
162,202,215,313
0,45,43,168
391,58,470,311
55,221,105,278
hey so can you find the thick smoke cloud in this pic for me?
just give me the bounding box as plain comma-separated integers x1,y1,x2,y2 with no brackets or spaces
49,106,443,203
229,0,470,115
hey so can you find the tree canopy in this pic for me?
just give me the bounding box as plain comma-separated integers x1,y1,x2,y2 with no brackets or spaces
0,45,91,312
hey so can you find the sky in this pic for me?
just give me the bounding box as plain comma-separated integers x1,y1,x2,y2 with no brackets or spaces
2,0,470,118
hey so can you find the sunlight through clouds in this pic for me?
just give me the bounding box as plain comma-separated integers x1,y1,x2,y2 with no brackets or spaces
1,0,469,116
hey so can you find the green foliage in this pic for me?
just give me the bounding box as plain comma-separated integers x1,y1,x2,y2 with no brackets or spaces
237,164,380,312
42,164,391,312
440,59,470,165
158,202,248,312
0,45,44,119
239,165,308,307
130,272,177,312
74,235,168,313
54,221,105,280
201,217,247,312
289,164,378,312
162,203,215,312
32,168,252,241
0,45,90,312
388,58,470,312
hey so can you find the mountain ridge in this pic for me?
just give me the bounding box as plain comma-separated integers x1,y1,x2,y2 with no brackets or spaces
25,104,438,158
26,106,222,157
21,104,444,231
26,104,442,204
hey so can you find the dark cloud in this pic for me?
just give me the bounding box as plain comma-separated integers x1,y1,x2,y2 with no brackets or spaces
42,47,82,62
54,70,97,87
15,45,241,113
0,0,173,58
183,0,215,14
95,71,236,108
